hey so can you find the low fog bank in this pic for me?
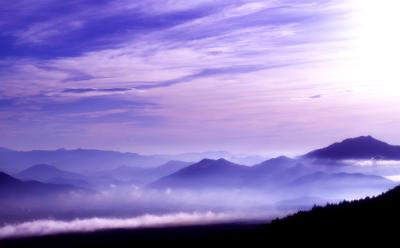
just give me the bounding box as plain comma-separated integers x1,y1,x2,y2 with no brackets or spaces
0,187,290,226
340,160,400,181
308,158,400,182
0,212,256,239
0,180,392,231
0,187,289,240
2,184,381,240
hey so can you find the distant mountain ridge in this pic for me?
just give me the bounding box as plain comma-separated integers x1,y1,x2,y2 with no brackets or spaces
92,160,192,185
304,136,400,160
13,164,90,188
0,148,163,173
0,136,400,178
0,148,248,174
12,161,192,188
0,172,79,199
150,156,393,192
15,164,84,182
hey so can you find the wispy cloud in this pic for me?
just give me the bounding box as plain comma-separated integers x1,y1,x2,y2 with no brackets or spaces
62,88,132,94
1,0,399,153
309,94,322,99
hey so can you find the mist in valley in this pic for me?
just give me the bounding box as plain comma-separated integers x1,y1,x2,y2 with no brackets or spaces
1,141,397,239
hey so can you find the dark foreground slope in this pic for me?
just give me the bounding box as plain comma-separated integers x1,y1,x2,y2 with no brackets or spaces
2,185,400,247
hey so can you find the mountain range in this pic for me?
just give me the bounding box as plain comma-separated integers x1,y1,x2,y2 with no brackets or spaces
0,148,166,174
12,161,192,189
0,148,263,174
1,135,399,174
151,156,311,190
150,155,394,193
0,135,399,244
2,135,400,191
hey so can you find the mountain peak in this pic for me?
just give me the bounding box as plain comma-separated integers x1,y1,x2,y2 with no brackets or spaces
197,158,215,163
254,156,294,169
194,158,235,168
305,136,400,160
149,158,249,189
340,135,384,144
178,158,245,175
269,156,293,163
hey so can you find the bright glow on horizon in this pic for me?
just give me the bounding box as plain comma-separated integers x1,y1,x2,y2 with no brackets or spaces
349,0,400,97
386,175,400,182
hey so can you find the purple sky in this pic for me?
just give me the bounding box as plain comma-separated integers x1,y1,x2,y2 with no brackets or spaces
1,0,400,155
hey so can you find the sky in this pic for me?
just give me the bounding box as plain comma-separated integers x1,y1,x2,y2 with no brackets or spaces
1,0,400,155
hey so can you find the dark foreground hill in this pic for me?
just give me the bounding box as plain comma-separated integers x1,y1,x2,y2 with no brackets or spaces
2,184,400,247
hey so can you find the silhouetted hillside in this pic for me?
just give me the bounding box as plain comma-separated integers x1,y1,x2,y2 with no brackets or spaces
267,183,400,241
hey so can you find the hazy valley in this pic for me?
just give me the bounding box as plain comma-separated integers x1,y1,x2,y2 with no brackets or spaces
1,136,400,240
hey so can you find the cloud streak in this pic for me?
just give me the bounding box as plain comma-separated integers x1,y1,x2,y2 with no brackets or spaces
62,88,132,94
0,212,241,239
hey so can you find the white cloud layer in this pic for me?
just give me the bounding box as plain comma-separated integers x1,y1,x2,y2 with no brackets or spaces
0,212,240,239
